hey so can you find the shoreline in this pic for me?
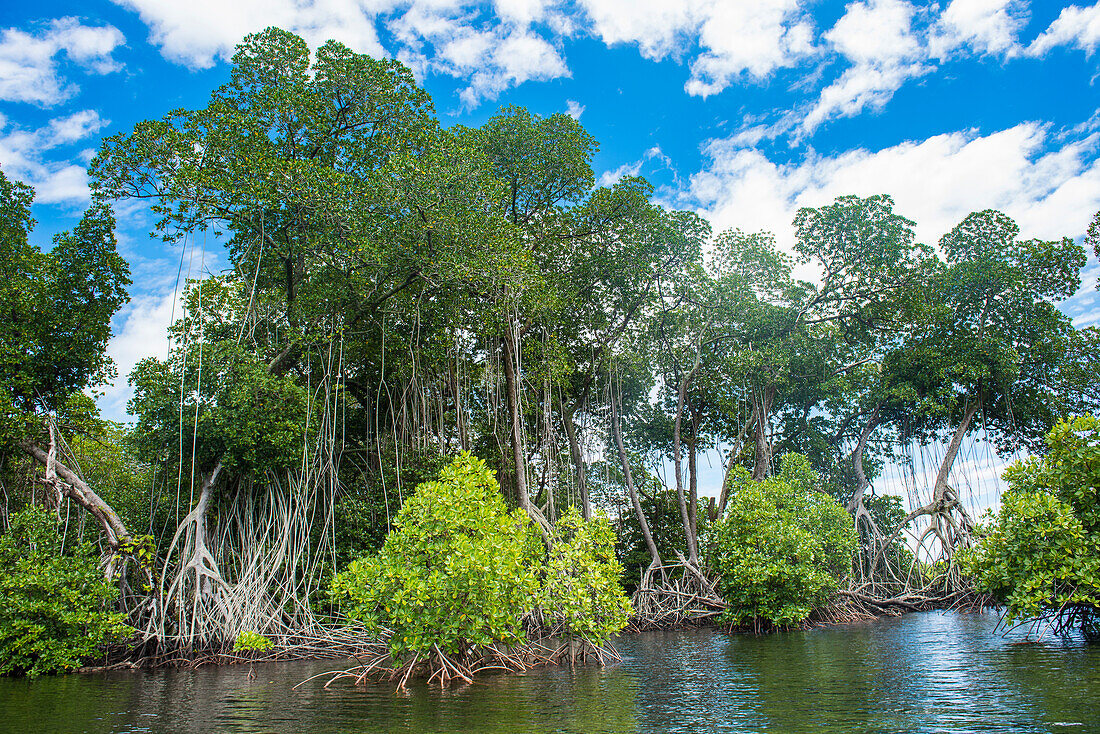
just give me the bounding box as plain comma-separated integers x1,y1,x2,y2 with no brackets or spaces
70,597,980,677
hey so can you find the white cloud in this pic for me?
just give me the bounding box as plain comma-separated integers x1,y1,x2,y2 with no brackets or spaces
575,0,815,97
114,0,393,68
493,0,547,26
575,0,696,60
1028,3,1100,56
46,109,108,145
687,122,1100,256
797,0,1031,136
101,287,180,420
565,99,585,119
686,2,816,96
390,8,570,108
0,18,123,106
929,0,1027,58
598,159,642,188
0,110,109,204
459,30,569,107
802,0,930,134
828,0,923,66
597,145,671,187
116,0,569,107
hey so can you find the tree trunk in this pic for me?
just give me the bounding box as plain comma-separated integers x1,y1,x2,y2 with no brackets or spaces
501,324,529,515
716,416,754,518
561,401,592,520
933,399,981,503
20,439,131,548
873,397,982,575
611,387,661,568
846,406,885,580
846,405,881,514
750,386,775,481
687,402,701,545
672,369,699,564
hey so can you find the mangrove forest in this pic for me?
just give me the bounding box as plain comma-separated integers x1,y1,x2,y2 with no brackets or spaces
2,28,1100,694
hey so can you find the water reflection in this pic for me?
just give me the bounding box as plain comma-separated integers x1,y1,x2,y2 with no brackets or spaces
0,612,1095,734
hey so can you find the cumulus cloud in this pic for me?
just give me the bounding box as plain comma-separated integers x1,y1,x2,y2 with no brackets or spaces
801,0,931,134
101,287,180,420
929,0,1028,58
574,0,814,96
798,0,1034,136
0,109,109,204
826,0,923,66
114,0,392,68
1028,2,1100,56
115,0,571,107
686,2,815,96
565,99,585,119
574,0,697,60
687,122,1100,253
457,30,569,107
597,159,642,188
388,7,570,107
0,18,124,106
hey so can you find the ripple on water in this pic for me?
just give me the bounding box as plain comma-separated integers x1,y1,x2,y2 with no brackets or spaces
0,611,1096,734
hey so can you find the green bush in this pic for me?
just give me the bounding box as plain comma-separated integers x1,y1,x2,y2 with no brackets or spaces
707,454,857,627
233,630,273,653
540,507,632,644
0,507,130,677
965,416,1100,633
331,453,539,658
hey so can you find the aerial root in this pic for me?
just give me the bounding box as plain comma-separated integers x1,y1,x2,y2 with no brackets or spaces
630,560,725,629
313,634,622,691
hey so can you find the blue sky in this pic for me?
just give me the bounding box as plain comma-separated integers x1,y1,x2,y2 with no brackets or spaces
1,0,1099,450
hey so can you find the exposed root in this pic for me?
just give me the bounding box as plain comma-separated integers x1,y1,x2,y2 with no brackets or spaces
994,602,1100,641
809,596,883,626
155,462,231,646
111,621,387,670
314,633,621,691
631,559,725,629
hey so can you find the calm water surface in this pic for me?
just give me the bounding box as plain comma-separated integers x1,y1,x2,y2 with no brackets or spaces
1,611,1097,733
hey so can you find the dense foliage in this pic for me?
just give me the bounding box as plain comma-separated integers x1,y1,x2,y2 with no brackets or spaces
540,507,632,644
331,453,539,657
0,508,130,677
0,168,129,444
707,454,858,627
966,416,1100,635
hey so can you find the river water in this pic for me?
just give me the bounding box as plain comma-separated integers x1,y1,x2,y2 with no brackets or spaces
1,611,1096,733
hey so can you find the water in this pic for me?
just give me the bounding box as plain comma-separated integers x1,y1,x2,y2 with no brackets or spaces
1,612,1096,733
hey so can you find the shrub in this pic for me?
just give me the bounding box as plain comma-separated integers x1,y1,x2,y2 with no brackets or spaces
707,454,857,628
539,507,632,644
0,507,130,677
330,453,539,658
965,416,1100,634
233,630,273,653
